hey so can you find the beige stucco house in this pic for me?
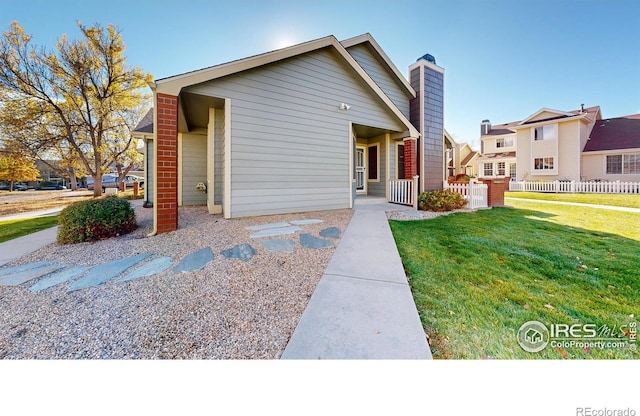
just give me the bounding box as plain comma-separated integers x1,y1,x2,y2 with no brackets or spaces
476,106,640,183
445,129,479,179
133,33,447,234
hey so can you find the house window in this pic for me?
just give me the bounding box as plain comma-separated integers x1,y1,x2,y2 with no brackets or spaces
509,163,517,181
534,157,554,170
606,155,622,174
483,162,493,176
496,137,513,148
397,144,405,179
534,125,556,141
606,153,640,175
623,154,640,174
497,162,506,176
368,144,379,181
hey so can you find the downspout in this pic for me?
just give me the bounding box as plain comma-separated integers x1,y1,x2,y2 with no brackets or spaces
147,81,158,237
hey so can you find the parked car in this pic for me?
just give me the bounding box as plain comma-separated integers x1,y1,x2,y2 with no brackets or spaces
87,174,142,192
14,184,28,191
36,183,67,190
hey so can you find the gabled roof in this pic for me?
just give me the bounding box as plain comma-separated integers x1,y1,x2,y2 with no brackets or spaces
518,108,575,125
583,114,640,152
483,121,519,136
133,108,154,134
153,34,419,138
340,33,415,98
461,151,479,166
482,106,601,137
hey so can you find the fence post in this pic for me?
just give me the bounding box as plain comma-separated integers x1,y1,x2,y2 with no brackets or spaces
412,175,419,210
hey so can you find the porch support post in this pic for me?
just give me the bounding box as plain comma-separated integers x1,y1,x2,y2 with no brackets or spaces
155,93,179,234
403,137,418,183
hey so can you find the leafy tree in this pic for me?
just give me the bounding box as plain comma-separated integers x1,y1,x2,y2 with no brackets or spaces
0,21,152,196
0,150,40,191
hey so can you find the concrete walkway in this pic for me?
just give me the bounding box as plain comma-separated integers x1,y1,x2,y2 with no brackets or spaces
505,197,640,213
281,197,432,359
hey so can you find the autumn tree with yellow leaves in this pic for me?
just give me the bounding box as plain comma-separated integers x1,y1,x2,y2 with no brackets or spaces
0,21,151,196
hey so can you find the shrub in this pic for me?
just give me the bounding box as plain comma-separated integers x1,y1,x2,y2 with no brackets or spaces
57,196,137,244
418,189,468,212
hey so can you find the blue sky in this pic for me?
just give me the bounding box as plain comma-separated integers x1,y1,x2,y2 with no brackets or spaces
3,0,639,149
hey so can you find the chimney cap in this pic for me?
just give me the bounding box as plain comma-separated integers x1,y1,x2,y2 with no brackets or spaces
417,53,436,64
481,119,491,123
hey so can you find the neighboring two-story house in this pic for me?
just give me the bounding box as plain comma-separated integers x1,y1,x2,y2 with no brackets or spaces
444,129,479,179
476,105,640,182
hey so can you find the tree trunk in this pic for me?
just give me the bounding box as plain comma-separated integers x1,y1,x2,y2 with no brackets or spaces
93,171,102,197
68,167,78,191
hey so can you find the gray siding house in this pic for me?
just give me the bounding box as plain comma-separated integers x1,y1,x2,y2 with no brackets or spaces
134,33,445,235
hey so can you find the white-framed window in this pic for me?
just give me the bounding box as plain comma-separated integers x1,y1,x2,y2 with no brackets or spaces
509,163,517,181
534,125,556,141
483,162,493,176
496,137,514,148
534,157,554,170
608,153,640,174
497,162,506,176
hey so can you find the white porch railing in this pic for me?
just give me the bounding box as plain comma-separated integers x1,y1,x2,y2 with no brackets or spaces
444,181,489,209
388,176,419,208
509,180,640,194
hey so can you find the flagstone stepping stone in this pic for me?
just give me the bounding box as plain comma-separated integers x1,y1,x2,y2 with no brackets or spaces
290,219,324,225
0,263,66,286
174,248,213,272
245,222,291,231
30,266,93,292
258,238,296,253
249,225,301,239
0,260,56,278
319,227,341,239
221,243,256,262
118,257,174,283
299,233,334,249
68,254,150,291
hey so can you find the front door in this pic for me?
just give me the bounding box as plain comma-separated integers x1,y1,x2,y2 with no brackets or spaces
356,146,366,194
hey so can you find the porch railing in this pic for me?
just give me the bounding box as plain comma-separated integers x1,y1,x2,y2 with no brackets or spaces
509,180,640,194
388,176,419,208
444,181,489,209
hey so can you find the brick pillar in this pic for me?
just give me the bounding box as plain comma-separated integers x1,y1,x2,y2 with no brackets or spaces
403,138,418,180
481,177,508,207
156,93,178,234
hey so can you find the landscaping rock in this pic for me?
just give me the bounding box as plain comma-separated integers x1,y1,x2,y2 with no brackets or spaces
30,266,92,292
258,239,296,253
300,233,334,249
173,248,214,272
290,219,324,225
221,243,257,262
119,257,174,283
68,254,150,291
249,225,301,239
319,227,341,239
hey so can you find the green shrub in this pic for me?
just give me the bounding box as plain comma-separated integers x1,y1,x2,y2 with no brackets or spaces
57,196,137,244
418,189,468,212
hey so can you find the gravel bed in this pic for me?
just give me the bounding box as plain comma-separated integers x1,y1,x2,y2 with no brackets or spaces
0,204,353,359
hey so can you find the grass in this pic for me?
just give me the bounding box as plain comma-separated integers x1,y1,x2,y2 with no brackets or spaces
390,204,640,359
505,191,640,209
0,216,59,243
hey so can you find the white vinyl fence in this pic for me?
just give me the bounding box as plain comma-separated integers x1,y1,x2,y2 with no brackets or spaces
444,181,489,209
388,176,419,208
509,180,640,194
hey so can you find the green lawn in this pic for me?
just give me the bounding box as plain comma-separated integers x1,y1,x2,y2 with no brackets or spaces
0,216,59,243
390,204,640,359
505,191,640,209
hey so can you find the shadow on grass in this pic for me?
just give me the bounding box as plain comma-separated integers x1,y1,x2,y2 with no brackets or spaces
389,207,640,360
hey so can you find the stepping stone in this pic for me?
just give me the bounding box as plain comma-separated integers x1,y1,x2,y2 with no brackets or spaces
221,243,256,262
290,219,324,225
300,233,334,249
258,238,296,253
30,266,93,292
250,225,301,239
245,222,291,231
68,254,150,291
0,261,56,278
174,248,213,272
118,257,174,283
319,227,341,239
0,263,66,286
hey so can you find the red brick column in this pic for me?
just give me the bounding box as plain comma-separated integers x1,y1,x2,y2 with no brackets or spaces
481,178,508,207
403,138,418,180
156,93,178,234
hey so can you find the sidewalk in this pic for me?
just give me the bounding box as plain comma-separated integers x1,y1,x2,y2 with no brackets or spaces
281,198,432,359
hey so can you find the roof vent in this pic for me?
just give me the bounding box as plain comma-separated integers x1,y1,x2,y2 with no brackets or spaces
417,53,436,64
